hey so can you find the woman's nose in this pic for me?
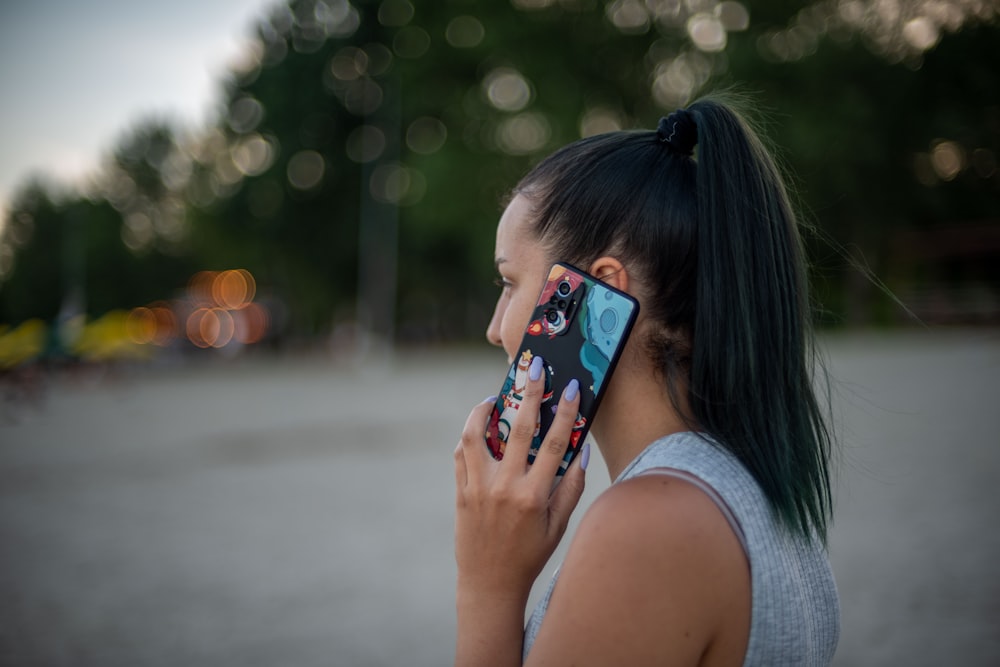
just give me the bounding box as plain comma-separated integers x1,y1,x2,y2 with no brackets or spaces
485,301,503,347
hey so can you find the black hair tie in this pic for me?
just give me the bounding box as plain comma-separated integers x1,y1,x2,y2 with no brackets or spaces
656,109,697,156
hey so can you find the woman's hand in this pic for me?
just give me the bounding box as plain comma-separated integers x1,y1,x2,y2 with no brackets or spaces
453,355,588,666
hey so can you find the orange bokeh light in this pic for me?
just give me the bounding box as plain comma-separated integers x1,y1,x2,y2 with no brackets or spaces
127,304,178,346
180,269,267,349
212,269,256,309
188,270,218,305
234,302,269,344
149,305,177,346
187,307,236,348
126,307,157,344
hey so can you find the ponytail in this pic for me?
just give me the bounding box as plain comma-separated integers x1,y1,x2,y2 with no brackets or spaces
686,97,833,540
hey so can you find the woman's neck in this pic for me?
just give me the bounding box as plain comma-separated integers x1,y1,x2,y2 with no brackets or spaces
589,352,694,481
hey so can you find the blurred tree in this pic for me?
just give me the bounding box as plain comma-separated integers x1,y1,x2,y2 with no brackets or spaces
0,118,197,329
722,13,1000,324
0,181,194,326
2,0,997,344
0,183,65,324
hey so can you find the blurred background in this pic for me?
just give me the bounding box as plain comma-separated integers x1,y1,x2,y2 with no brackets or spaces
0,0,998,665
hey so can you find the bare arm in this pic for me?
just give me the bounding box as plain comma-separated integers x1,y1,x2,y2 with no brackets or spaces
524,474,751,667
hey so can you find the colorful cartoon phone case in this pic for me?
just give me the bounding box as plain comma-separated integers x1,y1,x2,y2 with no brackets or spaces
485,263,639,474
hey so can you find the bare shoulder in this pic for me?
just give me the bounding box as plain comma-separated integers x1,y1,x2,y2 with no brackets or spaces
525,474,750,667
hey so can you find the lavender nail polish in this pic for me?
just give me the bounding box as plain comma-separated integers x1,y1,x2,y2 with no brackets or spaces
563,379,580,401
529,355,544,381
580,442,591,471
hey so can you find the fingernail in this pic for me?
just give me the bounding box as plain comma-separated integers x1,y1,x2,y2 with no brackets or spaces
580,442,591,471
529,356,544,381
563,379,579,401
484,395,498,404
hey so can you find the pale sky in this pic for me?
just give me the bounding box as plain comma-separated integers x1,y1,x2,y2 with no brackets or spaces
0,0,274,222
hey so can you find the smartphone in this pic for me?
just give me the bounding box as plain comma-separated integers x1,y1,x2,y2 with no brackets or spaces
484,262,639,474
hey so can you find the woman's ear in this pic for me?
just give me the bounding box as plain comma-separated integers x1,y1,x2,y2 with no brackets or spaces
588,256,629,292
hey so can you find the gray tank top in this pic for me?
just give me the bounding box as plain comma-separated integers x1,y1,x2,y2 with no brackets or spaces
523,432,840,665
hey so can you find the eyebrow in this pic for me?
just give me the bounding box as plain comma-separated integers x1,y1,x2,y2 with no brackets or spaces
494,257,508,271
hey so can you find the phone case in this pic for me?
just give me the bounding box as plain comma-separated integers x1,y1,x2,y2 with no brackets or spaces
485,262,639,474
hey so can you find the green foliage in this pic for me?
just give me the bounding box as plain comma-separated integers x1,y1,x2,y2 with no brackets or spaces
0,183,195,325
2,0,997,342
0,184,65,324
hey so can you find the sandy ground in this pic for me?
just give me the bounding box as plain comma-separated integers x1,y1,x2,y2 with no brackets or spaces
0,328,998,666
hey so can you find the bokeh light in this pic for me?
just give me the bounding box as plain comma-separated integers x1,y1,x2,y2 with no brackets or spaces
363,42,394,76
188,270,218,303
406,117,448,155
346,125,387,163
125,304,179,347
378,0,414,27
495,113,551,155
370,163,426,206
616,0,750,108
579,107,624,137
393,26,430,59
231,133,277,177
212,269,257,310
717,1,750,31
931,140,965,181
652,51,714,109
121,212,154,252
227,96,265,134
343,78,384,116
125,307,158,344
234,302,270,344
188,307,235,349
445,16,485,48
167,269,269,350
329,46,369,81
287,150,326,190
606,0,651,34
687,13,727,52
483,68,533,112
757,0,999,63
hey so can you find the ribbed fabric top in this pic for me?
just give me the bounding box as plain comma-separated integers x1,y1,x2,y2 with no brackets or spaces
523,431,840,665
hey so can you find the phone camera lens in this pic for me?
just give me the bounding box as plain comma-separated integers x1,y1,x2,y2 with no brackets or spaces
545,309,560,324
557,280,572,297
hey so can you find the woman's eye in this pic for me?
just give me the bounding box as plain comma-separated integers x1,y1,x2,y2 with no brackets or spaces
493,277,512,292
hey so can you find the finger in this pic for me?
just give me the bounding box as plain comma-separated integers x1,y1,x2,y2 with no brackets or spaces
547,442,589,533
500,354,546,471
454,440,468,493
529,378,582,481
459,397,499,481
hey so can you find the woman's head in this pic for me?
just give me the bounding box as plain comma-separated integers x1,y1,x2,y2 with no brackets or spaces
510,111,700,383
489,94,834,540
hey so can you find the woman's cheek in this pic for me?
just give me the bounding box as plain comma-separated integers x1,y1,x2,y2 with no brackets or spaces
501,300,529,359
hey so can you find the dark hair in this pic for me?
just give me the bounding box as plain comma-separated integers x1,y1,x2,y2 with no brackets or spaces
514,94,834,540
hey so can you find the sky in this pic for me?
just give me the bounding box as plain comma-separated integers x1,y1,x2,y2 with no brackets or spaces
0,0,275,223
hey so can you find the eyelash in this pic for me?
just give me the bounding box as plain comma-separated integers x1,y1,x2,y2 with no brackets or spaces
494,276,512,291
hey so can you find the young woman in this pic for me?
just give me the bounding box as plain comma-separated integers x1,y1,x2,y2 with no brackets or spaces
453,96,839,666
